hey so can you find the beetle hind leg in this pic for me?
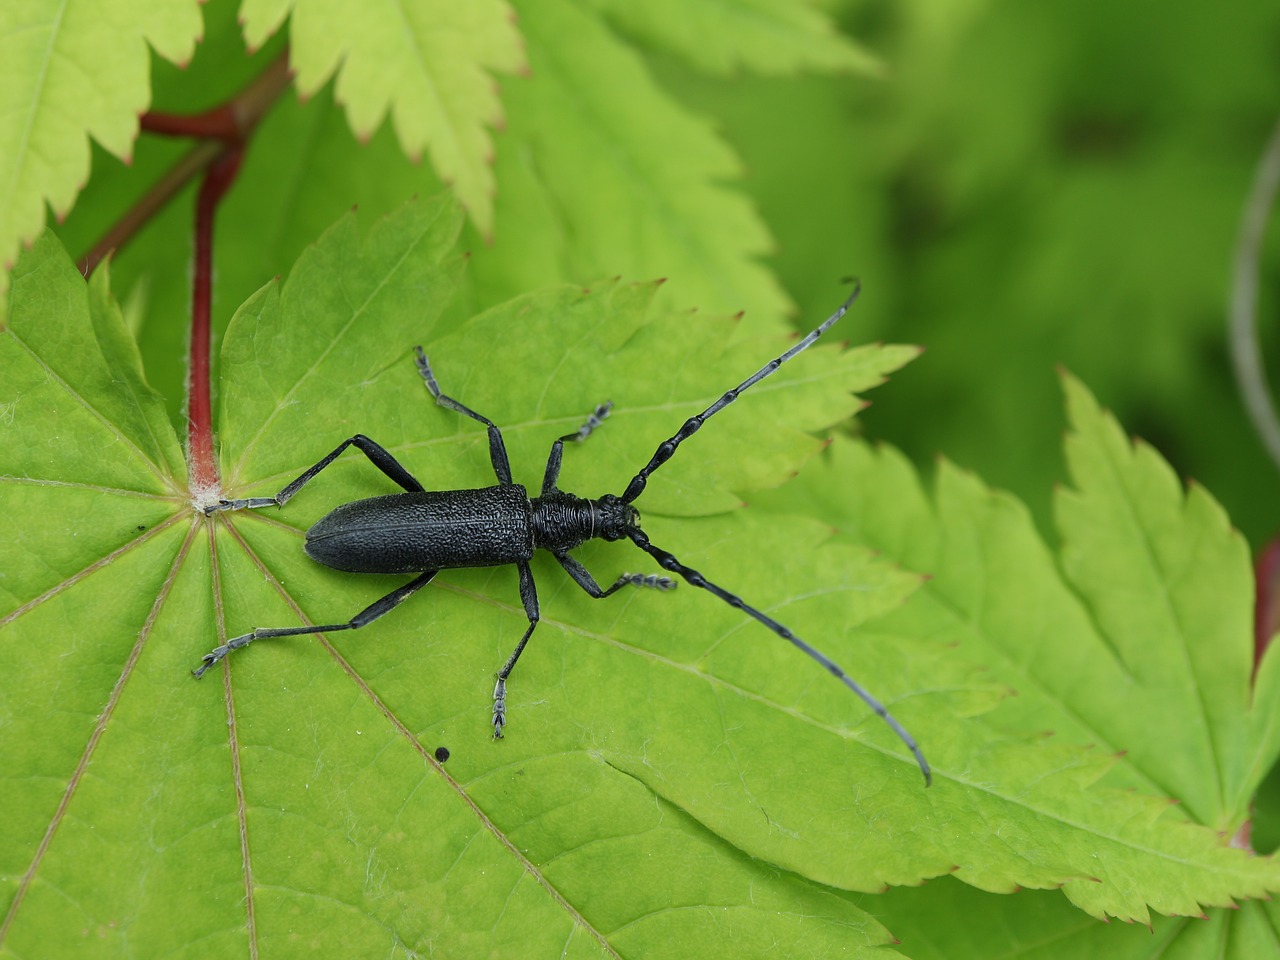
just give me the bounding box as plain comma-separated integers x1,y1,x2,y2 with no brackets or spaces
193,570,438,676
491,561,541,738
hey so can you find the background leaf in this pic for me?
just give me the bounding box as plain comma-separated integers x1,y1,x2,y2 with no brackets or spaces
240,0,524,232
666,0,1280,547
48,0,796,425
2,209,918,957
0,0,202,297
470,0,791,328
768,378,1280,837
867,878,1280,960
754,400,1280,938
584,0,882,76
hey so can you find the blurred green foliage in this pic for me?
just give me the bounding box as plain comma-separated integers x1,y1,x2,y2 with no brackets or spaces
674,0,1280,546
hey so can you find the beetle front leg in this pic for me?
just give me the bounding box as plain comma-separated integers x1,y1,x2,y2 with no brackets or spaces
555,552,676,597
541,402,613,495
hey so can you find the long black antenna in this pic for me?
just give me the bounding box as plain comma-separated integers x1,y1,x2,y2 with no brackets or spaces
616,282,930,784
620,281,862,504
629,529,931,785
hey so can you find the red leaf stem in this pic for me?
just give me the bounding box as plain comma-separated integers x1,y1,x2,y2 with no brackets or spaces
1254,537,1280,673
74,52,292,499
141,106,240,141
187,147,244,495
79,52,292,275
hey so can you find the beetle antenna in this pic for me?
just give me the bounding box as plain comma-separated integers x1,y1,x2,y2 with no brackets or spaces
620,282,861,504
628,526,932,786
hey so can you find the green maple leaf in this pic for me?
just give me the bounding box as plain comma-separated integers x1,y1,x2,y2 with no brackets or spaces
0,0,202,298
792,410,1280,838
239,0,524,234
754,410,1280,937
2,198,922,957
7,197,1280,957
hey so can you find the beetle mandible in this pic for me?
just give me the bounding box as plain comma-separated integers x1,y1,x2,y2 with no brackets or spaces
196,284,931,785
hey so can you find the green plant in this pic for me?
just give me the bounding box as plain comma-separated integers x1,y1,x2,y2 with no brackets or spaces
4,2,1280,957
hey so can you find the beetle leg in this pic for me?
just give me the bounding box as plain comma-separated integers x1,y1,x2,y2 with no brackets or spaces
205,434,424,514
415,347,514,485
193,570,438,676
554,552,676,597
541,402,612,495
492,561,541,738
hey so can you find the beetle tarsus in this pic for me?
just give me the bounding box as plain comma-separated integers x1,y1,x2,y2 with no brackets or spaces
492,678,508,738
192,631,255,677
615,572,676,591
203,497,280,515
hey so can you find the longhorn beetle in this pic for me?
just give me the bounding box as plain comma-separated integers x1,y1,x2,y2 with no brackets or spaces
196,284,931,785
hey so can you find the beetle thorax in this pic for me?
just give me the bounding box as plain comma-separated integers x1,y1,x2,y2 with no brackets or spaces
530,491,638,552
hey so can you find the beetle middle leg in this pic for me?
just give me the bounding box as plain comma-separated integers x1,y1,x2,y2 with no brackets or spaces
193,569,439,678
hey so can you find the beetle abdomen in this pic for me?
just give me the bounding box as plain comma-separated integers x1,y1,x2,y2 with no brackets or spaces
305,486,534,574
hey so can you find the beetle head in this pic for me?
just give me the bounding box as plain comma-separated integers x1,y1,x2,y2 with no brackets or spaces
594,494,639,541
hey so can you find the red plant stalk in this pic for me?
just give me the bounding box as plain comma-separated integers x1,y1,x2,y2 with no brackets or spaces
79,53,291,501
187,147,245,497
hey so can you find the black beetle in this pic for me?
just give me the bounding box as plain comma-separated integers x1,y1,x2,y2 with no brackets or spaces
197,284,930,785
